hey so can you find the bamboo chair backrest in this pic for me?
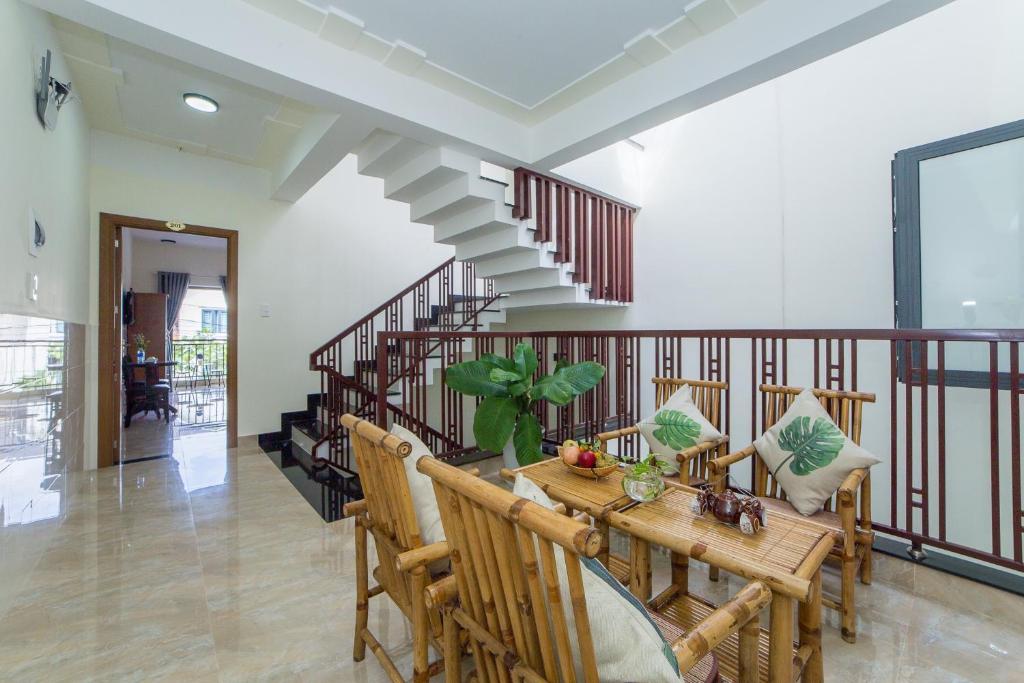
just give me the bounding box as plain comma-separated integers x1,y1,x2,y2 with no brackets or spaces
652,377,726,431
341,414,423,613
653,377,728,484
754,385,876,509
418,456,604,683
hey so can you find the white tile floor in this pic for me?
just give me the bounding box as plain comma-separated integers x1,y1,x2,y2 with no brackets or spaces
0,436,1022,681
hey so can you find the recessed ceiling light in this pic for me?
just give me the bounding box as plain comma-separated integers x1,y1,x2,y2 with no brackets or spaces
183,93,219,113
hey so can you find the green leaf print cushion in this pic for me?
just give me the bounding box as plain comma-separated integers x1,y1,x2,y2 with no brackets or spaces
637,386,723,474
754,390,880,516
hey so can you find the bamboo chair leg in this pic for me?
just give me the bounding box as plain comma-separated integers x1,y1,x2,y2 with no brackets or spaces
841,555,857,643
411,566,430,683
353,516,369,662
860,540,873,585
738,612,760,683
443,608,462,683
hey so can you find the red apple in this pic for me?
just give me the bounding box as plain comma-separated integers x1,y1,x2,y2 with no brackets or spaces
577,450,596,468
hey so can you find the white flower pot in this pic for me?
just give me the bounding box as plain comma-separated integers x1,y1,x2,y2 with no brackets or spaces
502,440,519,470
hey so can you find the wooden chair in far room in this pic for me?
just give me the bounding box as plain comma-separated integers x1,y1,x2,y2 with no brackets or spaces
417,456,773,683
709,384,876,643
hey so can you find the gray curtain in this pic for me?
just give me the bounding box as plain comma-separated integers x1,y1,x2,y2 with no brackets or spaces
159,271,191,332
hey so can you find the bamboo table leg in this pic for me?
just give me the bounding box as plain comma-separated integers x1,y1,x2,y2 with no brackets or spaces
597,519,611,567
798,570,824,683
768,594,794,683
629,537,652,601
670,551,689,594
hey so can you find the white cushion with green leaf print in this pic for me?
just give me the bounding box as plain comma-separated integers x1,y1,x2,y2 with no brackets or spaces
636,385,723,474
753,389,880,516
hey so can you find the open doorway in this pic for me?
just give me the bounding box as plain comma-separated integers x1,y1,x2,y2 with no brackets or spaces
98,214,238,468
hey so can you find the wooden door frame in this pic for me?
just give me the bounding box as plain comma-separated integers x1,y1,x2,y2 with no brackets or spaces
98,213,239,468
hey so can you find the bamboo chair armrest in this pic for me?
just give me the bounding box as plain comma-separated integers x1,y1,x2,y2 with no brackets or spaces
342,499,367,517
708,444,756,475
596,425,640,450
423,574,459,610
395,541,450,573
676,436,729,465
671,581,772,672
837,467,868,501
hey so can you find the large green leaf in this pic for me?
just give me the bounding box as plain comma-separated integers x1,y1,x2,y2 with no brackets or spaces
445,360,510,397
489,368,525,383
478,353,517,372
513,412,543,465
513,343,539,379
651,410,702,451
529,361,606,406
473,396,520,453
775,416,846,477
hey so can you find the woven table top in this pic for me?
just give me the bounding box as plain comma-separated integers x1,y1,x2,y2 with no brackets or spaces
618,487,831,577
513,458,631,510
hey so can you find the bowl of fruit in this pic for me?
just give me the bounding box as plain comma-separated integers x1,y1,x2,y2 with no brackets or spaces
558,440,619,479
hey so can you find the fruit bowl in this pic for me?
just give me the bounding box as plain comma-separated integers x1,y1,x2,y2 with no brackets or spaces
557,446,618,479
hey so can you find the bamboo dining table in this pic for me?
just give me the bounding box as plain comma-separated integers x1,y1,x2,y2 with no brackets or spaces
508,458,835,683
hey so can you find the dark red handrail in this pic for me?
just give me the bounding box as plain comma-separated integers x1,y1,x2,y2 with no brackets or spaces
372,327,1024,577
308,256,497,469
309,257,457,367
513,167,636,303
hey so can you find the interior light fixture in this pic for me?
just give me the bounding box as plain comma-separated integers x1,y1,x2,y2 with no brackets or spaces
962,300,977,307
183,92,219,113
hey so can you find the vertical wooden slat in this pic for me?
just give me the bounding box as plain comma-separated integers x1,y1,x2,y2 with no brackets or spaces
990,342,1002,556
1011,342,1022,563
890,340,898,528
919,339,929,538
937,341,947,542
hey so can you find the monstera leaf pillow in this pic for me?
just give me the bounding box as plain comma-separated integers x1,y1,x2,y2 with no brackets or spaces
636,385,723,474
753,389,880,516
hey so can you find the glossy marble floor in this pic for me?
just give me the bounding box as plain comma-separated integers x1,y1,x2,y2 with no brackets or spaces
1,436,1023,682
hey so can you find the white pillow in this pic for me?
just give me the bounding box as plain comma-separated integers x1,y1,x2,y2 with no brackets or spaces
390,423,445,548
753,389,880,516
637,385,723,473
513,476,680,682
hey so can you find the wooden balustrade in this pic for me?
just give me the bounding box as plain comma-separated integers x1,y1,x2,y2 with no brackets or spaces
513,168,636,303
308,258,498,469
374,327,1024,579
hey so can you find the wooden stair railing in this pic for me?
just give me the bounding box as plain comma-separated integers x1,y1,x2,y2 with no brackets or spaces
513,167,638,303
309,258,499,469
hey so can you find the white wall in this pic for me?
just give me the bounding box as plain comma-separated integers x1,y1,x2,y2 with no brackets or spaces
510,0,1024,332
89,131,453,445
126,234,227,293
0,0,90,324
504,0,1024,564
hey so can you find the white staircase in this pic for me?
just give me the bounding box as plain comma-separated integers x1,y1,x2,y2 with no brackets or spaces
354,130,628,310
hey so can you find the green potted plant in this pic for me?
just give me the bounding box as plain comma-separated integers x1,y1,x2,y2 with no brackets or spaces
444,343,606,467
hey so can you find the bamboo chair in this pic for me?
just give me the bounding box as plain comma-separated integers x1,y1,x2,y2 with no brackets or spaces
416,456,772,683
708,385,876,643
341,414,452,682
596,377,728,486
596,377,728,583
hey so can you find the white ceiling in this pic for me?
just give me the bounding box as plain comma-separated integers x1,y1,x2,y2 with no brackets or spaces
51,16,318,168
322,0,689,107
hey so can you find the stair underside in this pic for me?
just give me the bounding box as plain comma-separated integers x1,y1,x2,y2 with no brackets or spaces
356,129,628,310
